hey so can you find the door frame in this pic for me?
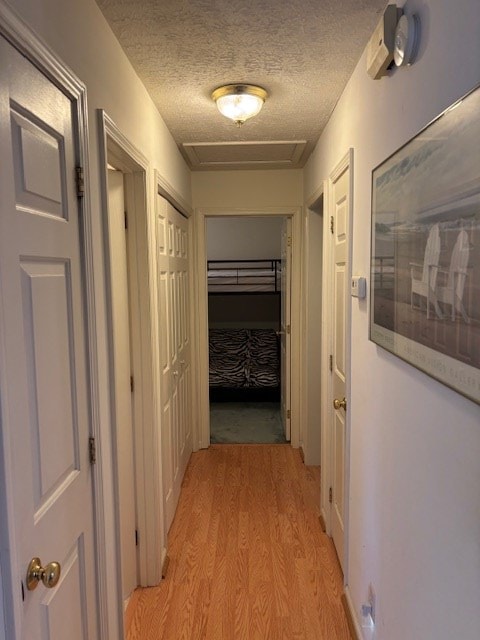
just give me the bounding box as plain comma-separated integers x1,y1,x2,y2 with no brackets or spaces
192,206,303,450
98,111,166,604
302,184,326,465
98,113,194,630
99,114,185,595
320,149,353,580
0,3,104,638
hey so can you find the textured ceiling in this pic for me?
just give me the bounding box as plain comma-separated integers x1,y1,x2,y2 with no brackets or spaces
96,0,388,169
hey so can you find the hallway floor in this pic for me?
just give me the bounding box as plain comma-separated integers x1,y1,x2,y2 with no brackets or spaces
126,445,352,640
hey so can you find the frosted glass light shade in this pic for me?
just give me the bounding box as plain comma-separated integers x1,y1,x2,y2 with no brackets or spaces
212,84,267,125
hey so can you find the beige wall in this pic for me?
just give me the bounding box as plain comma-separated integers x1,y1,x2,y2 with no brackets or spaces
207,217,283,260
192,169,303,210
305,1,480,638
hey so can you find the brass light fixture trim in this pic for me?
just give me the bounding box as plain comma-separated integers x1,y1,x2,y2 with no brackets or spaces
211,84,268,126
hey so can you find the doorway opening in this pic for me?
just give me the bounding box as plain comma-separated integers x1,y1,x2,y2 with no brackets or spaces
193,206,302,452
105,162,138,611
205,216,291,445
99,112,167,637
303,192,324,466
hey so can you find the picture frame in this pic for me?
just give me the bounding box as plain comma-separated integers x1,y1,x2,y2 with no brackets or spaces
370,84,480,404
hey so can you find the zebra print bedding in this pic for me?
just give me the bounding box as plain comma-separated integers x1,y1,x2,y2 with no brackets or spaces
209,328,280,389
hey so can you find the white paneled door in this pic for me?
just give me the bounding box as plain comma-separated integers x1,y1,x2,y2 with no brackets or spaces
156,196,192,532
0,37,98,638
331,165,350,572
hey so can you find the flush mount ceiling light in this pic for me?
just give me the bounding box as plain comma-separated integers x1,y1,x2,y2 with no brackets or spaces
211,84,268,126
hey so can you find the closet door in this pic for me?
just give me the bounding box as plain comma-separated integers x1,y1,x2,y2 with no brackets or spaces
157,195,192,532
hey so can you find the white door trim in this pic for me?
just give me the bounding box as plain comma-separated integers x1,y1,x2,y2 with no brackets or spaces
320,149,354,581
98,112,170,605
156,172,193,220
0,3,106,638
192,206,303,450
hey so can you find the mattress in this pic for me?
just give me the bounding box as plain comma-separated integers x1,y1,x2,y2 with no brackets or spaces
209,328,280,389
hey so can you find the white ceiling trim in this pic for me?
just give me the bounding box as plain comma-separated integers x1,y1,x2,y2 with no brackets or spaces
182,140,308,170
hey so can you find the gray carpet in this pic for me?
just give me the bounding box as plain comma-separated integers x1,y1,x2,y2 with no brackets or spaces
210,402,287,444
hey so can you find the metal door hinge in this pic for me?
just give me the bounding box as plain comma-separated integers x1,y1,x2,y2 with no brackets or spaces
75,166,85,197
329,354,333,372
89,437,96,465
330,216,334,234
135,530,139,546
130,375,134,393
287,324,291,335
287,409,291,420
124,211,128,230
329,487,333,504
287,235,292,247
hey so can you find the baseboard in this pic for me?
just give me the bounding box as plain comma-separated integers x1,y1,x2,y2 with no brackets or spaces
318,514,326,533
161,553,170,579
342,587,363,640
320,505,328,532
299,446,305,462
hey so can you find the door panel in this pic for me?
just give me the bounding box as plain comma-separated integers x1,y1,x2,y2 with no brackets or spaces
157,195,192,532
331,167,349,572
11,106,68,220
334,266,346,382
22,261,78,512
0,37,97,638
40,540,87,640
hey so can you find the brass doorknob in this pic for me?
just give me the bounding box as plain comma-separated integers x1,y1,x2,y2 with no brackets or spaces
26,557,61,591
333,397,347,411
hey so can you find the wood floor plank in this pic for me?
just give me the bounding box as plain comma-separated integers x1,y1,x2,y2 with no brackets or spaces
126,445,352,640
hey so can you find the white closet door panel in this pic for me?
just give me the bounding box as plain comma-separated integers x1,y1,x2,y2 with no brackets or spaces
157,196,192,532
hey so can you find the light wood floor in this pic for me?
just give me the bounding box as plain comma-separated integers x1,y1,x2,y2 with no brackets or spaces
126,445,352,640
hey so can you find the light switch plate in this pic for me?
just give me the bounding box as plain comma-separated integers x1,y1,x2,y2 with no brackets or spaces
351,276,367,299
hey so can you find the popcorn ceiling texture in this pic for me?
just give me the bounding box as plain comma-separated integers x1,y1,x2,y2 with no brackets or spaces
96,0,387,167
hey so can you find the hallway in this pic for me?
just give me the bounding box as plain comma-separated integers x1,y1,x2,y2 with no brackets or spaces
125,445,351,639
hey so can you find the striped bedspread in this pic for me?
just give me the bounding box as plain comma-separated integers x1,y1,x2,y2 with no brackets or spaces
209,328,280,388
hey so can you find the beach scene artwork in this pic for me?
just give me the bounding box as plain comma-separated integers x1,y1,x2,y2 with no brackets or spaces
370,85,480,403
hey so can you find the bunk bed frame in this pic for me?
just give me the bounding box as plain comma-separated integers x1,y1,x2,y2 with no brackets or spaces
207,259,281,294
208,258,281,402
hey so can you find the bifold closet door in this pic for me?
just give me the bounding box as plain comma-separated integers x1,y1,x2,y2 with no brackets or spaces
157,195,192,531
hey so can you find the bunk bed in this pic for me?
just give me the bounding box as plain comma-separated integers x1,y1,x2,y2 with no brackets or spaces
208,259,281,402
207,259,281,293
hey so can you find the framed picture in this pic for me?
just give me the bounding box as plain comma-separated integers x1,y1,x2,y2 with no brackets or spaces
370,84,480,404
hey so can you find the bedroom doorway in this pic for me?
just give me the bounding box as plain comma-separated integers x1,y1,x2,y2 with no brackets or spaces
105,166,139,606
206,216,289,444
99,113,170,612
